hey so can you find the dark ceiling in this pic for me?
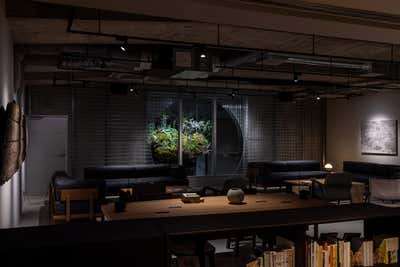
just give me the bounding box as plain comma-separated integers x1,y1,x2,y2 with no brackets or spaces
6,0,400,99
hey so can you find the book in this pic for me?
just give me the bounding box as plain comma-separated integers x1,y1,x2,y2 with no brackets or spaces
374,236,399,265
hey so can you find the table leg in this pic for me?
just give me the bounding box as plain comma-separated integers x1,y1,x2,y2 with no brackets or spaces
196,239,206,267
294,227,307,267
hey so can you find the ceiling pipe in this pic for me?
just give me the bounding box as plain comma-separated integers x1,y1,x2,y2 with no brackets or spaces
66,7,400,65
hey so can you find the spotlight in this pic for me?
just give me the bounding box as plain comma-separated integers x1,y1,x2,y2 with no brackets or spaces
120,40,128,52
316,95,321,101
230,89,239,98
200,53,207,59
293,73,299,83
129,87,140,96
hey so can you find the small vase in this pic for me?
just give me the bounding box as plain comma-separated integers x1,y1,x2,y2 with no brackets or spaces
227,188,245,204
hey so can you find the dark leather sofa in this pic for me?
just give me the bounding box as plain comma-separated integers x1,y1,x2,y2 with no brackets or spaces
343,161,400,183
248,160,327,187
84,164,189,194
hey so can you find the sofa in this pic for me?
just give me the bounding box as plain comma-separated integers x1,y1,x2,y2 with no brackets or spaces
248,160,327,187
84,164,189,195
343,161,400,183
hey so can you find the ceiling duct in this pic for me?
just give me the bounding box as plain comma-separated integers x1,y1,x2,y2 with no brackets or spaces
171,47,213,79
264,52,372,71
58,53,152,73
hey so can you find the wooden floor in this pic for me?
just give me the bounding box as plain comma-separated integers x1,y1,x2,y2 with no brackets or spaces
102,193,330,221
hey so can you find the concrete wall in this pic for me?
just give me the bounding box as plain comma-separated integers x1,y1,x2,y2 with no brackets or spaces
0,0,21,228
326,91,400,172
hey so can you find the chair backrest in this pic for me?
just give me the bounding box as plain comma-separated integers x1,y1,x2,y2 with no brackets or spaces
221,178,248,195
325,173,352,187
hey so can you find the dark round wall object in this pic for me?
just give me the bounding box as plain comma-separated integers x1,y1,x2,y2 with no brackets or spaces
0,101,24,185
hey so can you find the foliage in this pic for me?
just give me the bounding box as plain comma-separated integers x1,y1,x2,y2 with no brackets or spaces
183,118,212,141
149,115,211,163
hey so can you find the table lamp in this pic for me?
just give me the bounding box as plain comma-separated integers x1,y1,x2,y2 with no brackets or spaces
324,163,333,172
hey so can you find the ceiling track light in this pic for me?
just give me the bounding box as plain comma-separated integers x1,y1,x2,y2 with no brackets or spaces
293,72,300,83
120,40,128,52
230,89,239,99
116,36,129,52
129,86,140,96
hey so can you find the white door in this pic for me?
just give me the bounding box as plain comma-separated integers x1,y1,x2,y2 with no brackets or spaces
26,116,68,196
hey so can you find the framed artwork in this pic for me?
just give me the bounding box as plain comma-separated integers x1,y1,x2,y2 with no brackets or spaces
361,120,398,155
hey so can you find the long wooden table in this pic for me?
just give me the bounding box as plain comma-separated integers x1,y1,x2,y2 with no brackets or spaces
99,193,400,267
4,193,400,267
101,193,331,221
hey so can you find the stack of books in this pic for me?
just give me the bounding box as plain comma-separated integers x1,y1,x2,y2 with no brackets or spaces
307,234,379,267
247,247,295,267
374,236,399,265
351,240,373,267
247,237,295,267
247,235,399,267
307,239,352,267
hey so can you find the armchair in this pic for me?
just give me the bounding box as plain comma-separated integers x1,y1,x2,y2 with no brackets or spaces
312,173,352,204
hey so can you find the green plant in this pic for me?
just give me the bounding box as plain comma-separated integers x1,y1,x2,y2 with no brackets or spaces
149,115,211,163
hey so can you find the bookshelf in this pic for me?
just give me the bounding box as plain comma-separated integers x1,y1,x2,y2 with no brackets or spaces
164,203,400,267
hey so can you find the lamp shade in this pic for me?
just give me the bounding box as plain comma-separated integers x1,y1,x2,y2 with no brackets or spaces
324,163,333,171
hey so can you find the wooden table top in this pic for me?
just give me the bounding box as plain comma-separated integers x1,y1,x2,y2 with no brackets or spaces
101,193,330,221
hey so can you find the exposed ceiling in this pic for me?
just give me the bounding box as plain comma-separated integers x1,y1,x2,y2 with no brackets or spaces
7,0,400,99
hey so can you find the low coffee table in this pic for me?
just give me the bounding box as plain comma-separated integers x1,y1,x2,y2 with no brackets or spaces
284,178,366,203
284,179,314,195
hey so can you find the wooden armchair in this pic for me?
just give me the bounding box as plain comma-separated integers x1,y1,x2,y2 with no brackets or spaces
50,184,102,223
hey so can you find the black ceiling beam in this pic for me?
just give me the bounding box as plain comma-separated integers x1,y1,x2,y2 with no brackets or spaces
66,7,400,65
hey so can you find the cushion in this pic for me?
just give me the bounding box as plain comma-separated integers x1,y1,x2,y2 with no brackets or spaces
54,201,101,215
84,166,137,180
343,161,400,179
54,177,98,201
263,160,321,173
343,161,375,175
104,178,131,191
285,160,321,172
264,161,287,172
133,177,189,186
84,164,187,180
345,172,370,183
132,164,172,178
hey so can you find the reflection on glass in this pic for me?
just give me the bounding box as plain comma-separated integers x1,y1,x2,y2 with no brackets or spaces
182,99,213,176
216,102,244,175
